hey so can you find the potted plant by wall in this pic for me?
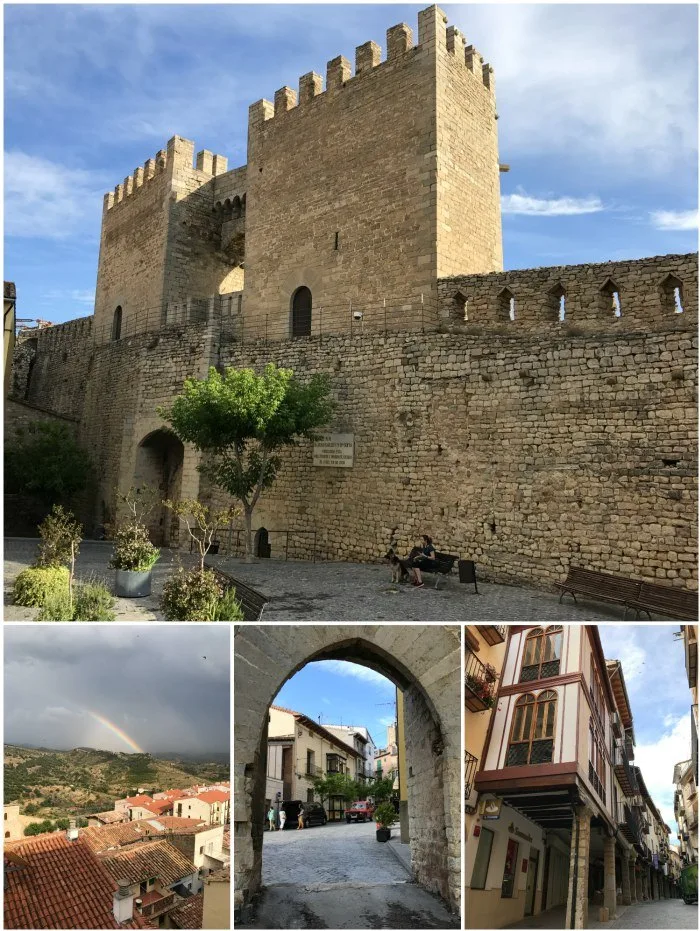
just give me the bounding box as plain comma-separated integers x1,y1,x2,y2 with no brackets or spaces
110,523,160,597
109,488,160,598
374,802,397,843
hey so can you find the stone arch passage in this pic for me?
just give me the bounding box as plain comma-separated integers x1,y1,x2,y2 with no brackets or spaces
234,625,461,916
133,429,185,545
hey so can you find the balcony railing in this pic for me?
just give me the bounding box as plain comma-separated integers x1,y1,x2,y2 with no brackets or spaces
138,893,177,919
465,751,478,809
465,650,497,713
619,804,643,846
480,625,507,646
588,761,606,805
614,746,639,797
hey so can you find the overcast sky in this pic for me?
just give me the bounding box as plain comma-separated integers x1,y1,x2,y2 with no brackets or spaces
4,626,230,756
5,3,697,323
599,624,691,845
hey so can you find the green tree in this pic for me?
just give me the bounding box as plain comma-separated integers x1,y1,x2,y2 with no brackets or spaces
5,421,92,506
24,819,56,836
311,773,360,808
159,364,334,558
368,776,394,804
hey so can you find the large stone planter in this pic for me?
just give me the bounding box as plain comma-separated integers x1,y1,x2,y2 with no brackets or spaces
114,569,152,598
376,827,391,843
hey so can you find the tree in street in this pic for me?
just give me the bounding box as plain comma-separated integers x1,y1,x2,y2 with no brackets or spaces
159,364,334,559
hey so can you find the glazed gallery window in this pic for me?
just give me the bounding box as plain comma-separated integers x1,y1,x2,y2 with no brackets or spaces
501,838,520,898
506,691,557,766
519,626,563,682
470,826,495,890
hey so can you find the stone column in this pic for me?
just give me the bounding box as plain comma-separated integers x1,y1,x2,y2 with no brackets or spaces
623,850,637,905
621,851,632,906
566,805,593,929
651,869,658,900
634,861,642,903
603,835,618,919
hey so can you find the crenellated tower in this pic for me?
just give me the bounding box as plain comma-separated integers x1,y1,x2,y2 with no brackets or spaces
242,4,502,337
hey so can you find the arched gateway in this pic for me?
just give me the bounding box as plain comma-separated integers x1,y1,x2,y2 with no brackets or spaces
134,429,184,545
233,625,461,914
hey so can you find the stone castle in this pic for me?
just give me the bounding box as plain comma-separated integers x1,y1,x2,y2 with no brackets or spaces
8,4,698,589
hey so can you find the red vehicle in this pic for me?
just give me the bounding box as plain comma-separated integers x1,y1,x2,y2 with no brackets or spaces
345,800,375,823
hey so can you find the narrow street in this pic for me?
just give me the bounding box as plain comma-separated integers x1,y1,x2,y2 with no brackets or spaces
239,820,460,929
503,898,697,930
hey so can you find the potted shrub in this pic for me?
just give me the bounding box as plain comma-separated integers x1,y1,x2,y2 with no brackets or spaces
109,487,160,598
374,802,397,843
110,524,160,597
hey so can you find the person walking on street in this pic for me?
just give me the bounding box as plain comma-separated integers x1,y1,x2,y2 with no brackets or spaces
279,809,287,831
297,804,305,830
267,806,276,831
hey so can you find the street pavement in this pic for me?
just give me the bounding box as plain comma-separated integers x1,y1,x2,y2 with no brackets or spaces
237,820,460,929
502,898,696,930
4,538,668,623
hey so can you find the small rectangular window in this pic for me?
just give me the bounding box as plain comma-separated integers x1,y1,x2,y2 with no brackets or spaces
470,827,495,889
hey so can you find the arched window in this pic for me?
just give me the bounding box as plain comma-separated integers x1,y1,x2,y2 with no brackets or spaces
498,287,515,322
600,279,622,318
506,690,557,766
519,625,563,682
112,306,122,341
549,283,566,322
291,286,312,338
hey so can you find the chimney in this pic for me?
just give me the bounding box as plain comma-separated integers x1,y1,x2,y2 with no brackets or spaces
113,879,135,924
66,820,79,842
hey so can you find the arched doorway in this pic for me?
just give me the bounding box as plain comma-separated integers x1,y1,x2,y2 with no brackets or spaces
291,286,312,338
234,625,461,915
134,429,184,545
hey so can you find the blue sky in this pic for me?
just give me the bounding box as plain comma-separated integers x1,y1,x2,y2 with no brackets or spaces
599,624,692,844
5,4,697,324
273,659,397,752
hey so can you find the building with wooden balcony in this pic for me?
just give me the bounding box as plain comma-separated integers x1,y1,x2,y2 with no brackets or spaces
466,625,675,929
265,704,363,822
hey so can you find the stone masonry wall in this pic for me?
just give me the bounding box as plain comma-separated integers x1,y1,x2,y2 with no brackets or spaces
438,253,698,330
16,317,93,420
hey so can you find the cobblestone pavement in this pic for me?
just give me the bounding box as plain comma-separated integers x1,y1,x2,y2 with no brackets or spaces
262,820,410,885
4,538,677,623
239,883,460,929
502,898,695,930
605,899,697,929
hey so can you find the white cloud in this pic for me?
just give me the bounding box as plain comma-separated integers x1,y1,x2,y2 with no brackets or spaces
650,209,699,231
379,715,396,727
635,714,692,835
501,192,605,216
4,151,106,240
41,288,96,308
314,660,394,691
457,4,697,175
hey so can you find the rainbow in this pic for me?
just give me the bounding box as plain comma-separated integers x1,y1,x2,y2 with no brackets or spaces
88,712,145,754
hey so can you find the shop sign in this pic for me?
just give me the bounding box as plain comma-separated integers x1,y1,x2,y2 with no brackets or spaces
508,822,533,843
480,797,502,820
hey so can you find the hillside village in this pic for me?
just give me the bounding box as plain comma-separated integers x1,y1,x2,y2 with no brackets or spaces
4,780,230,929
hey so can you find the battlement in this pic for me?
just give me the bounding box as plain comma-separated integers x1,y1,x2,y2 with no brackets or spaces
438,253,698,332
104,135,229,212
248,4,493,130
33,315,94,347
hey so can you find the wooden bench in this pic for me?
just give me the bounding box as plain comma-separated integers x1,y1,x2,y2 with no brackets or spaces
417,552,459,590
205,563,268,622
556,567,642,616
626,582,698,621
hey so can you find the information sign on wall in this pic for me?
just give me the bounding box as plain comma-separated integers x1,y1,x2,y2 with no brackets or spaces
313,433,354,468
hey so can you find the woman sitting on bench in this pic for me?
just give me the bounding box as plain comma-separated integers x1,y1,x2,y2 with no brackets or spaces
410,535,437,588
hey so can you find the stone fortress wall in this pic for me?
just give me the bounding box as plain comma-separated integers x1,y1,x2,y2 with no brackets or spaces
6,4,697,589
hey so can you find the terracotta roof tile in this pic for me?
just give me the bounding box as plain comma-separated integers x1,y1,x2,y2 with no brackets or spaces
194,790,229,804
3,832,149,929
168,892,203,929
81,819,208,855
102,840,196,888
89,810,128,825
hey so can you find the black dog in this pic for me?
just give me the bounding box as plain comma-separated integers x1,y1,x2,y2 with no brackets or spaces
384,547,411,583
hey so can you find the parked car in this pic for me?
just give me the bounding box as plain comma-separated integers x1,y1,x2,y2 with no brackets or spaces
345,800,375,823
281,800,328,828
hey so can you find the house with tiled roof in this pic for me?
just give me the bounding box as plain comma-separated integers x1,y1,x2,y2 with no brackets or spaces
202,866,229,931
87,809,129,827
114,794,153,813
80,817,206,856
173,789,229,826
169,892,203,930
4,829,150,929
102,839,199,923
129,798,174,820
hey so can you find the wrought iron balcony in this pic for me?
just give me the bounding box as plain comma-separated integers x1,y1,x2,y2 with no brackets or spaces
465,751,478,809
588,761,606,805
619,804,643,846
480,625,507,646
614,746,639,797
465,650,497,712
